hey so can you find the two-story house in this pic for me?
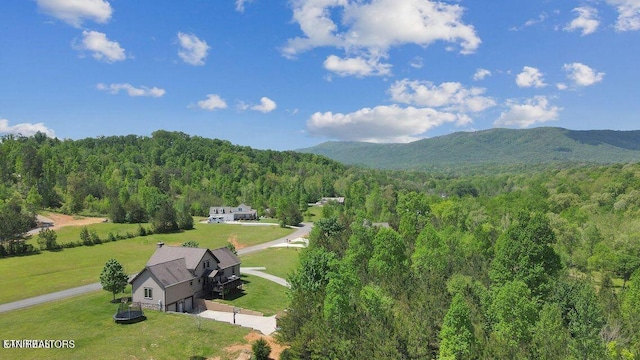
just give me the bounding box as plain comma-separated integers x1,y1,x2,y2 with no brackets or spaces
130,243,242,312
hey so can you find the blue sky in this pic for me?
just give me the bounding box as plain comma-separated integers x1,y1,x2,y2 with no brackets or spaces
0,0,638,150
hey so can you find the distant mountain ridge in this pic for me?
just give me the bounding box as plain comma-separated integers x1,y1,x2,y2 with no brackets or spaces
298,127,640,170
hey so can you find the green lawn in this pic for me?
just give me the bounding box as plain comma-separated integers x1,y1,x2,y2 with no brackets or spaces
217,274,289,316
303,205,324,222
0,291,250,360
240,247,303,280
1,223,295,304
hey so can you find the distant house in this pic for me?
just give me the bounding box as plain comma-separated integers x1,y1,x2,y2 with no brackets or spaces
314,197,345,206
130,243,242,312
208,203,257,222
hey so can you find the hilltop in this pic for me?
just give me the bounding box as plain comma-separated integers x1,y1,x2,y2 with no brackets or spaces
298,127,640,171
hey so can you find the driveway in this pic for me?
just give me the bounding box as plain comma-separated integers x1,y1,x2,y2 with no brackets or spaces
237,222,312,256
0,222,312,313
198,311,278,335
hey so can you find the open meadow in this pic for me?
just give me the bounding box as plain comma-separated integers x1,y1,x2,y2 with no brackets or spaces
0,221,295,304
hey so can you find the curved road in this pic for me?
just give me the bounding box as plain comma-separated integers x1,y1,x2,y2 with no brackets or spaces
0,222,312,313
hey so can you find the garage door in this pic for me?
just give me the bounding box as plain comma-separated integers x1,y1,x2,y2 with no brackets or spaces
167,303,176,312
185,297,193,312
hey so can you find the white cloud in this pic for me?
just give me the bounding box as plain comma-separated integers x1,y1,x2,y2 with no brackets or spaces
75,30,126,63
0,118,56,137
565,7,599,35
251,97,277,113
510,12,548,31
563,62,605,87
307,104,469,143
473,68,491,81
283,0,480,76
515,66,546,88
195,94,227,111
606,0,640,31
409,56,423,69
323,54,391,77
556,83,568,90
235,0,254,13
389,79,496,113
177,32,210,66
36,0,112,27
494,96,561,128
96,83,165,97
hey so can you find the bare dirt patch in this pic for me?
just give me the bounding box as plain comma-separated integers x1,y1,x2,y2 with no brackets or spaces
43,213,107,230
221,332,287,360
227,235,246,250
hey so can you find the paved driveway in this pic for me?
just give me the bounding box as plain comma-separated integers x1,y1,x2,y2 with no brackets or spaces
198,310,277,335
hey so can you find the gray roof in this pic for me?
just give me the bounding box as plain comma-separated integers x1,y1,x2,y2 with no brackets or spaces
147,246,210,270
211,247,241,269
146,258,195,288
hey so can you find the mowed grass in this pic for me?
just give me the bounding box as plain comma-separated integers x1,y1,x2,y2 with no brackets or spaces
240,247,303,280
217,274,289,316
0,291,250,360
1,222,295,304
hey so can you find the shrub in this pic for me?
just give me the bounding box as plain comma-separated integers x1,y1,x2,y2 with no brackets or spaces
251,338,271,360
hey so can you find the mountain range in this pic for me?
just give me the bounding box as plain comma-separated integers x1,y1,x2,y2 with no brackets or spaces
298,127,640,171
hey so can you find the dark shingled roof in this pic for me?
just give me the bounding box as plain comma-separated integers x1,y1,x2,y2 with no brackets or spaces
147,246,210,270
211,247,241,269
146,258,195,288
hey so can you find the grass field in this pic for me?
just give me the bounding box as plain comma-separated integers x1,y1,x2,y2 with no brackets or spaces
0,222,295,304
217,274,289,316
240,247,303,280
0,291,250,360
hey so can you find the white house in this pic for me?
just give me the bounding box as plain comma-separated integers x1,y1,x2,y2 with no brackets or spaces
208,203,258,222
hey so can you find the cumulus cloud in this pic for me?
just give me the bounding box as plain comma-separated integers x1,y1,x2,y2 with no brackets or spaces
194,94,227,111
75,30,126,62
516,66,546,88
0,118,56,137
307,104,470,143
177,32,210,66
565,7,599,35
235,0,254,12
473,68,491,81
389,79,496,113
283,0,480,76
96,83,165,97
494,96,561,128
606,0,640,31
323,54,391,77
563,62,605,87
251,97,277,113
36,0,112,27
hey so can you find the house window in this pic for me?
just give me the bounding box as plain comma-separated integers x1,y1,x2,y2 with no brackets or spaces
144,288,153,299
190,281,193,286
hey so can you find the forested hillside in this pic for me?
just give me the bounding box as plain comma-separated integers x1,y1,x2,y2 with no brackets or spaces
3,130,640,358
299,127,640,171
279,162,640,359
0,131,347,254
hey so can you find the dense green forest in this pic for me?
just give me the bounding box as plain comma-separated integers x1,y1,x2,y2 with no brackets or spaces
0,130,429,254
299,127,640,172
279,163,640,359
2,131,640,358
